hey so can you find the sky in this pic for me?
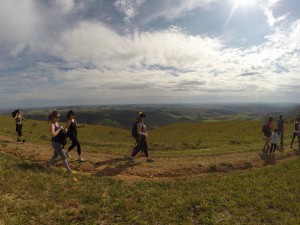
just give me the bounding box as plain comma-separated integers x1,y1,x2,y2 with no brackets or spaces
0,0,299,109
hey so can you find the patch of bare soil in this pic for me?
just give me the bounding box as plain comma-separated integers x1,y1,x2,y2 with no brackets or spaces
1,135,299,182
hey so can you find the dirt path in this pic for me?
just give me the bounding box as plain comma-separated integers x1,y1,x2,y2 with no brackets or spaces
1,135,299,181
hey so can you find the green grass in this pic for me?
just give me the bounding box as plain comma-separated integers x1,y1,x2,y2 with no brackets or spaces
0,115,297,157
0,152,299,224
1,115,300,224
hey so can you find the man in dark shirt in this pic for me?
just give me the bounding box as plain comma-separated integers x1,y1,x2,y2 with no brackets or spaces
277,115,284,148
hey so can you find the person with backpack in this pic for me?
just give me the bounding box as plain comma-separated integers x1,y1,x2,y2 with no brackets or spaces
47,111,74,173
65,110,86,162
128,112,154,163
290,117,300,149
261,117,274,152
277,115,284,148
11,109,26,143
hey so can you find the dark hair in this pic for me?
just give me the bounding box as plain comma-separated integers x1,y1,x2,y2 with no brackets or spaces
274,128,278,132
11,109,20,118
67,110,75,118
48,111,60,122
279,115,282,119
268,117,273,122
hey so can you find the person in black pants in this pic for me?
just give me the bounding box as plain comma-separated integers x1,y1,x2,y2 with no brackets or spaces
12,109,26,143
65,110,86,162
128,112,154,163
291,118,300,149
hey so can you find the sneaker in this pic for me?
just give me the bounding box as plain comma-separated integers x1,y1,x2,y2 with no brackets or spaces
68,170,77,174
78,155,85,162
22,140,26,143
17,139,21,142
146,158,154,163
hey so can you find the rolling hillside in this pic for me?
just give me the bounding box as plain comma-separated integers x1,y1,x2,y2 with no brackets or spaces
0,115,300,224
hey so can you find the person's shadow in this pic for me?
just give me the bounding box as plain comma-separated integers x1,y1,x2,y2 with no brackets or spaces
259,151,276,166
93,158,126,168
17,162,46,172
95,161,141,177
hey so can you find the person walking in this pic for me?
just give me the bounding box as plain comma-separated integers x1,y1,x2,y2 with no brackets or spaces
261,117,274,152
65,110,86,162
269,128,279,155
47,111,74,173
290,117,300,149
128,112,153,163
12,109,26,143
277,115,284,148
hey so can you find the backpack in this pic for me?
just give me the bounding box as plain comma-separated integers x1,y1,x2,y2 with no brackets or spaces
262,122,271,135
11,110,19,118
131,121,139,139
57,129,67,146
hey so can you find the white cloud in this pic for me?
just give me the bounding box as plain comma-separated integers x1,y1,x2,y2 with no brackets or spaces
54,0,75,14
114,0,145,23
0,0,299,107
261,5,289,27
138,0,217,24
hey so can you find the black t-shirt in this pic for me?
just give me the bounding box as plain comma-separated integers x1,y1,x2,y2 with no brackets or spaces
68,120,77,137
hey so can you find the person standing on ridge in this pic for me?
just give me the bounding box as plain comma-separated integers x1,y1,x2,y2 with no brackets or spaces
261,117,274,152
65,110,86,162
12,109,26,143
277,115,284,148
290,117,300,149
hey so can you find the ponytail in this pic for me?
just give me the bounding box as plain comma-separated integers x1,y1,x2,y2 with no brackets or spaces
48,111,60,123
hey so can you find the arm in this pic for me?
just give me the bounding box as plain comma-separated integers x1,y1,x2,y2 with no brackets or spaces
51,124,62,137
65,120,72,132
75,121,86,128
137,124,147,137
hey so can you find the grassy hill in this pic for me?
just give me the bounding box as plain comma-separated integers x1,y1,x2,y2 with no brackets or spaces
0,115,300,224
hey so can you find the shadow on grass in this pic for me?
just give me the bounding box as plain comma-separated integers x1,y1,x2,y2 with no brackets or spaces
93,158,126,168
17,162,46,172
95,161,141,177
259,152,276,166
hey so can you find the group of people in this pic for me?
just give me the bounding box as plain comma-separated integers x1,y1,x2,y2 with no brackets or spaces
12,109,152,173
11,109,300,173
261,115,300,155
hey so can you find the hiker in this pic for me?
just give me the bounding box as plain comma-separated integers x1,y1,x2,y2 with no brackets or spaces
269,128,279,155
47,111,74,173
128,112,154,163
277,115,284,148
12,109,26,143
290,117,300,149
261,117,274,152
65,110,86,162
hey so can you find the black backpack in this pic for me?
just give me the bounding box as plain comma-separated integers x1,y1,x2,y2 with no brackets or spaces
57,129,67,146
131,121,139,139
262,122,271,135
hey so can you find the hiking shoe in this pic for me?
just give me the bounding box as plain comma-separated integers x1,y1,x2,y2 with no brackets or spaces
68,170,77,175
78,155,85,162
17,139,21,142
146,159,154,163
22,140,26,143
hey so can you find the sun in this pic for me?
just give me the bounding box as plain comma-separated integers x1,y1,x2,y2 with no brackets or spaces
233,0,256,7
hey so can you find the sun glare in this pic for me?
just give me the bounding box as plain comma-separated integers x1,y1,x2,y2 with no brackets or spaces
233,0,256,7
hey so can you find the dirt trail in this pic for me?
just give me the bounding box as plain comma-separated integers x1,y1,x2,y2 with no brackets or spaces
1,135,299,181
